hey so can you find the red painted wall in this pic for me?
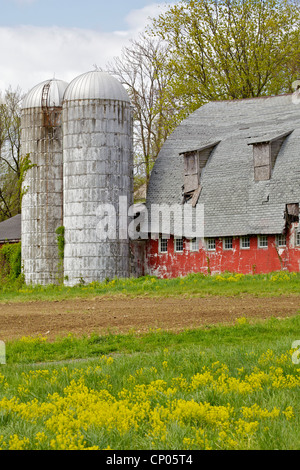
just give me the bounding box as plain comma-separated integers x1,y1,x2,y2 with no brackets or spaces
141,225,300,278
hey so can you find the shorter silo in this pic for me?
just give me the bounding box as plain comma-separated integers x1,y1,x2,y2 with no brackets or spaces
62,70,133,285
21,78,68,285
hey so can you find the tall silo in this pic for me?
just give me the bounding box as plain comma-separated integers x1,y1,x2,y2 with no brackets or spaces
62,70,133,285
21,78,68,285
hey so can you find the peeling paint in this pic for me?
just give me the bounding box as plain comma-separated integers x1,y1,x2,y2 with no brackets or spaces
141,228,300,278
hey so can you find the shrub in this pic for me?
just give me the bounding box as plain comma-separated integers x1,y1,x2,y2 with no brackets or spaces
0,242,22,282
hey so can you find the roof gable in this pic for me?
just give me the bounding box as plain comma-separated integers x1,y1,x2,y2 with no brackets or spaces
146,94,300,237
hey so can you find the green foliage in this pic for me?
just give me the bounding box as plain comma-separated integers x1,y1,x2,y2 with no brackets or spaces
55,226,65,261
55,226,65,284
6,313,300,364
150,0,300,114
1,315,300,449
18,153,36,203
0,270,299,301
0,242,22,282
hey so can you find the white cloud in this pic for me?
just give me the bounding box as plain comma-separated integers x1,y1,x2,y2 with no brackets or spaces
0,3,174,93
124,2,171,31
0,26,124,92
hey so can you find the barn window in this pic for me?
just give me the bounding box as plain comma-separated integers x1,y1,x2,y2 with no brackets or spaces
190,238,199,251
258,235,268,248
285,203,299,224
252,143,271,181
296,232,300,246
240,236,250,249
276,234,286,247
206,238,216,251
174,237,183,252
159,237,168,253
223,237,233,250
180,141,220,206
248,130,293,182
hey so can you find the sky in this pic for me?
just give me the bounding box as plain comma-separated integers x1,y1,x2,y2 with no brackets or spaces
0,0,177,94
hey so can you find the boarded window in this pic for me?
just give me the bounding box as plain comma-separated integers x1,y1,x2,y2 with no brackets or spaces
183,151,200,194
249,130,293,182
180,141,220,205
253,143,271,181
285,203,299,224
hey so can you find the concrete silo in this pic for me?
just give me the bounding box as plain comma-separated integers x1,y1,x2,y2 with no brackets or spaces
21,78,68,285
62,70,133,285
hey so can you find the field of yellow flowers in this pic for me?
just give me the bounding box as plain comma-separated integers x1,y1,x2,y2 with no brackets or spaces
0,321,299,450
0,272,300,450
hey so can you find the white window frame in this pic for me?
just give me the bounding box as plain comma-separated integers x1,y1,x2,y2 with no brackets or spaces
190,238,199,252
258,235,268,248
223,237,233,250
296,232,300,247
174,237,183,253
206,238,216,251
159,237,168,253
276,234,286,247
240,236,250,249
205,237,216,251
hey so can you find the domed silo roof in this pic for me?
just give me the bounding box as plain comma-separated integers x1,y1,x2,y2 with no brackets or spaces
22,79,69,109
63,70,130,103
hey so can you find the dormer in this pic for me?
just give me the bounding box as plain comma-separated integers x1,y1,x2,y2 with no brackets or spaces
180,141,220,206
248,130,293,182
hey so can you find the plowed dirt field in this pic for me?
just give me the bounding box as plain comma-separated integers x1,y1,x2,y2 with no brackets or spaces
0,295,299,341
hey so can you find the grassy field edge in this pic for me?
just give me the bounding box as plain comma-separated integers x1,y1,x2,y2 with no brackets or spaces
3,312,300,365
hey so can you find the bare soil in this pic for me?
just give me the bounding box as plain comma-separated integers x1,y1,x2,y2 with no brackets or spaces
0,294,299,342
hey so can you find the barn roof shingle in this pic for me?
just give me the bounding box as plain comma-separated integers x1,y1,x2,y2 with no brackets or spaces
146,93,300,237
0,214,21,243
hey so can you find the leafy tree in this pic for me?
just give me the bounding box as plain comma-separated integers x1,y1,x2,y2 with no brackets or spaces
149,0,300,113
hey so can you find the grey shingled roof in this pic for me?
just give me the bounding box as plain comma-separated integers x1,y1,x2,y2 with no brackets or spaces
0,214,21,242
146,94,300,237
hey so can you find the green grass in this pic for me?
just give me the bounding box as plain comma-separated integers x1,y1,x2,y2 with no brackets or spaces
5,314,300,364
1,270,300,303
0,272,299,449
0,314,300,450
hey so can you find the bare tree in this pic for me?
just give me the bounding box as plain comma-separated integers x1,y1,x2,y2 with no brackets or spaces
107,34,181,194
0,86,23,220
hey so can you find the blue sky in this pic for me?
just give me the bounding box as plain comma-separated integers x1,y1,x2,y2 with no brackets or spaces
1,0,162,31
0,0,176,92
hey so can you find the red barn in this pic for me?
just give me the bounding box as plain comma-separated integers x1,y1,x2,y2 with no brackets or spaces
135,93,300,277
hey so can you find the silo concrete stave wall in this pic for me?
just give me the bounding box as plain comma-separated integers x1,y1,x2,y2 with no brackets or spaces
62,97,133,286
21,108,64,285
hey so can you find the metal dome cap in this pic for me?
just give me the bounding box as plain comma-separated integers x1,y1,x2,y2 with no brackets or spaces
22,79,69,109
63,70,130,103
